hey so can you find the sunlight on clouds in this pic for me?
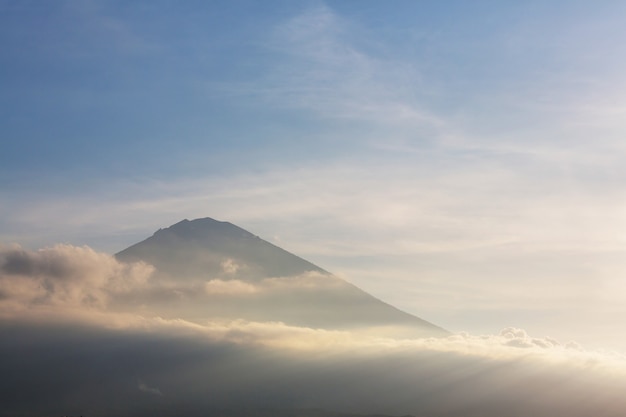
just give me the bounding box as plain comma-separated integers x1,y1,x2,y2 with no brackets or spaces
205,279,258,296
204,272,348,297
1,257,623,368
0,243,153,310
0,243,622,365
3,243,626,416
262,272,345,291
221,258,241,275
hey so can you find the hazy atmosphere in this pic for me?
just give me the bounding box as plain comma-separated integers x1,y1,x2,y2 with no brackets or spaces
3,2,626,415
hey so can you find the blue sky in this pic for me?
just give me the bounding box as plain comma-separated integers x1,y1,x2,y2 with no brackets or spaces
3,1,626,349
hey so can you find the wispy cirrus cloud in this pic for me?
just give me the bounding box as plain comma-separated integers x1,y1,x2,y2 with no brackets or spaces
216,4,441,132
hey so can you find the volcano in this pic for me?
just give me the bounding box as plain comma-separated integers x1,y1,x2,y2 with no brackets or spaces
116,217,447,337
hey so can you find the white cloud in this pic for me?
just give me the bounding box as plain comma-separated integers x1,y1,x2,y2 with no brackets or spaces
220,258,241,275
204,279,258,296
0,243,153,311
203,272,348,297
261,271,345,291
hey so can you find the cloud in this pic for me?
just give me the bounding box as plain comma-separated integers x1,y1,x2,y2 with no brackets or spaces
262,272,345,291
3,309,626,417
221,258,241,275
0,243,153,311
1,242,626,416
201,271,349,297
253,4,440,128
205,279,258,296
499,326,562,349
0,243,620,362
138,380,163,396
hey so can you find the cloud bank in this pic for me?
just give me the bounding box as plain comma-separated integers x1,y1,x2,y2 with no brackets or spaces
2,244,626,416
0,243,153,312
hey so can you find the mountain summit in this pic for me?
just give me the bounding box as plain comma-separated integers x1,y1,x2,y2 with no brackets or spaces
116,217,447,337
117,217,326,281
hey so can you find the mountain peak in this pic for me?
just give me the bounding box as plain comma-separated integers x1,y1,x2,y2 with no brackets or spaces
153,217,255,240
117,217,325,281
115,217,448,337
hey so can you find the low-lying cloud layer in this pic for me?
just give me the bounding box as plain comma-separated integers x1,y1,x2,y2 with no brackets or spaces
2,244,626,417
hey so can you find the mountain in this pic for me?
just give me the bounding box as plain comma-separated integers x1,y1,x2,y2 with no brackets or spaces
116,217,447,337
117,218,327,281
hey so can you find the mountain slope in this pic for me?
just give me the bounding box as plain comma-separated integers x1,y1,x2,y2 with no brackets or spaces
116,217,447,337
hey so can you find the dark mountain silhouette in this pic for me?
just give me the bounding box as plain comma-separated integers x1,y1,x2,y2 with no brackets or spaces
116,217,447,337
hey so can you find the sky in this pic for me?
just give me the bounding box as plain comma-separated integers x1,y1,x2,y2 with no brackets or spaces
3,0,626,351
